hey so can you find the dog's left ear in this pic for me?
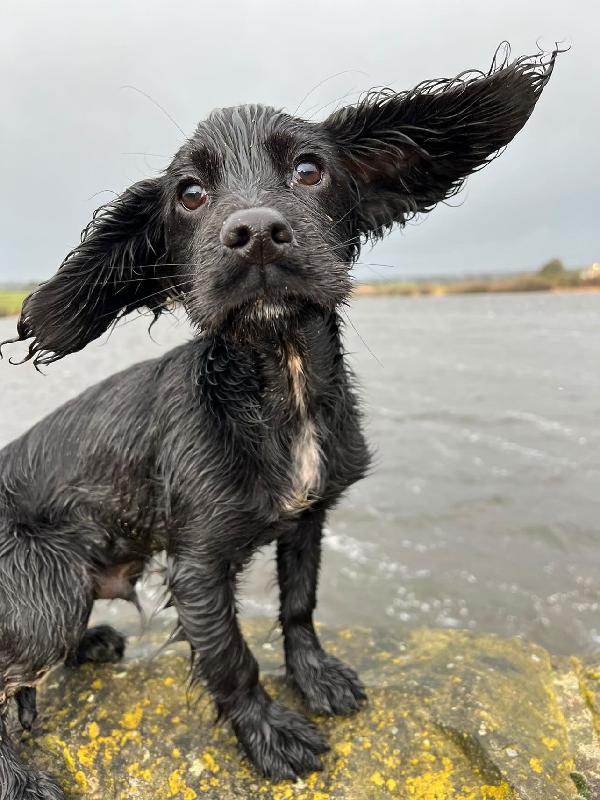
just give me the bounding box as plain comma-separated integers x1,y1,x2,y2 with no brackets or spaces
4,178,175,366
323,48,559,238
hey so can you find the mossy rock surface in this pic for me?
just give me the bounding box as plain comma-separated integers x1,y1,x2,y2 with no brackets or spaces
13,622,600,799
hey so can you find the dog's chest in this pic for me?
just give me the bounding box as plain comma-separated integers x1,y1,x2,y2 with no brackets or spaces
278,349,322,513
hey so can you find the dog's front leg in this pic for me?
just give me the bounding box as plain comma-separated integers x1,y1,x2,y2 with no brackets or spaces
169,542,328,780
277,506,366,715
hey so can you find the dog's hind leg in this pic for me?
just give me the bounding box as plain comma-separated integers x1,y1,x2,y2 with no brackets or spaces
14,625,126,733
0,529,94,798
65,559,146,668
0,709,65,800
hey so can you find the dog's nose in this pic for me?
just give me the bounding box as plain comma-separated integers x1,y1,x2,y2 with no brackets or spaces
220,207,293,264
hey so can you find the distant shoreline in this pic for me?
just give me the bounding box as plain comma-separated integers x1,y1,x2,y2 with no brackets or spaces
1,273,599,318
353,269,600,298
354,282,600,298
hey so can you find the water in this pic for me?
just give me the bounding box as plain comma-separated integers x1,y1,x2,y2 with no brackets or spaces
1,292,599,655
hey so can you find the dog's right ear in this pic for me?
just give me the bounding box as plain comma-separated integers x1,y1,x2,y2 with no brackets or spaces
2,178,175,367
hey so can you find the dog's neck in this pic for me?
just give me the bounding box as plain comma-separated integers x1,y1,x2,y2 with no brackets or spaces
195,307,343,422
194,307,343,512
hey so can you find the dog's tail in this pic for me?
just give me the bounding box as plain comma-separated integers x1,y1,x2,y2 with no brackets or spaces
0,711,65,799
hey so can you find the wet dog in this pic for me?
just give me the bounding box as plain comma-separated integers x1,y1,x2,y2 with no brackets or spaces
0,47,557,796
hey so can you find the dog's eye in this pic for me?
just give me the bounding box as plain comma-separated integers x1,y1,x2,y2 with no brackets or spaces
293,161,323,186
179,184,208,210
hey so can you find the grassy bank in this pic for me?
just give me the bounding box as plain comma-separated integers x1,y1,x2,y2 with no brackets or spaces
355,267,600,297
0,290,27,317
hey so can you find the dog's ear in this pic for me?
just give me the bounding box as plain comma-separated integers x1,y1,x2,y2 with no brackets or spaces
323,48,559,239
4,178,175,366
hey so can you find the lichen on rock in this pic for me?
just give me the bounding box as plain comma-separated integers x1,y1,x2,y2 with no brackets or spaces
11,622,600,799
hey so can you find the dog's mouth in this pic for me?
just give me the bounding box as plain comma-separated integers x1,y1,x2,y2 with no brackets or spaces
186,251,351,337
197,287,324,339
248,295,288,316
217,259,314,315
220,292,308,330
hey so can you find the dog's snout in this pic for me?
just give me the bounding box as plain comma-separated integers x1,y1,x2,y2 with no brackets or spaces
220,207,293,264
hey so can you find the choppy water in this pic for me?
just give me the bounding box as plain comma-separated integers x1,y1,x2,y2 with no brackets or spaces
1,292,599,655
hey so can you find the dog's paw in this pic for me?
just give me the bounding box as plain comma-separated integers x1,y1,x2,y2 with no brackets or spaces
289,650,367,716
16,686,38,731
68,625,126,666
235,699,329,780
1,766,65,800
26,771,66,800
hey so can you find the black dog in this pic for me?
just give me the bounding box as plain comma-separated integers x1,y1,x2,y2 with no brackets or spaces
0,47,557,797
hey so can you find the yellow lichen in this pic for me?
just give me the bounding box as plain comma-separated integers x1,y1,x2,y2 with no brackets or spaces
541,736,559,750
305,772,318,789
404,756,455,799
167,768,197,798
128,762,153,782
120,703,144,730
480,786,512,800
87,721,100,739
529,757,543,774
272,786,293,800
74,771,88,791
77,741,98,768
370,771,385,786
459,785,513,800
334,741,353,757
62,746,76,773
201,750,220,773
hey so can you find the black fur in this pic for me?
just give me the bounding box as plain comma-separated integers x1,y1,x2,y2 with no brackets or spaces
0,46,557,796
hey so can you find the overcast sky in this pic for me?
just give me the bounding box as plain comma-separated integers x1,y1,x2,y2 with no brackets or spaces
1,0,598,283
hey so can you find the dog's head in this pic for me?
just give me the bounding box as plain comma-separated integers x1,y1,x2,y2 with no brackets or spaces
5,47,558,365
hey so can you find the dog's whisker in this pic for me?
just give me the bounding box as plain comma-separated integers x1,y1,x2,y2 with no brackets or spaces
354,260,402,270
292,69,368,117
101,272,196,286
122,151,169,158
101,261,201,278
339,306,384,368
120,84,185,137
94,280,190,323
303,87,361,121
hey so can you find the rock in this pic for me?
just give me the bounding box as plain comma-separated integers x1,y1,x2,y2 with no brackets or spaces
12,622,600,799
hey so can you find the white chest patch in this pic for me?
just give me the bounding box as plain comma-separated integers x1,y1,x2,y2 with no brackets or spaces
280,349,323,512
284,418,322,511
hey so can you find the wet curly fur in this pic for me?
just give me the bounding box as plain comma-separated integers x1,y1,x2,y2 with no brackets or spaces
0,45,557,796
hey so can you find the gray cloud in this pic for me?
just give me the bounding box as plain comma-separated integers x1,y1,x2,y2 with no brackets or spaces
1,0,598,282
